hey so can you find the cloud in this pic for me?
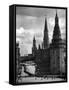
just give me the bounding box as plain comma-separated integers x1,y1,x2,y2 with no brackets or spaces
16,15,45,31
16,27,35,55
20,44,28,56
16,27,24,34
35,32,43,38
16,38,21,42
16,26,44,54
16,27,34,40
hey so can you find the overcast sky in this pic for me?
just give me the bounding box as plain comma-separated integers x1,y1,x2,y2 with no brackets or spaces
16,6,66,56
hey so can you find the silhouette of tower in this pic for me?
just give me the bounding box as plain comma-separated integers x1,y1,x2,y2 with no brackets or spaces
43,18,49,49
32,36,37,56
52,11,61,43
38,44,41,50
50,11,66,75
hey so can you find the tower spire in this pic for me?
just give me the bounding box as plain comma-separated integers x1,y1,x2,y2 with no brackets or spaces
52,10,61,43
55,10,59,25
43,18,49,49
33,36,36,48
38,44,41,50
32,36,37,56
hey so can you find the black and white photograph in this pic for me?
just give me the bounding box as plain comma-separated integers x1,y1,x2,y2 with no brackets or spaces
16,5,67,84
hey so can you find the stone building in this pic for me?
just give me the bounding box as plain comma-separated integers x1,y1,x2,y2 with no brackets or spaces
16,11,66,77
32,18,50,76
50,12,66,75
31,11,66,76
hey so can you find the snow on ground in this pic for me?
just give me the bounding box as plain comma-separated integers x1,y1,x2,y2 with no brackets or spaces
18,77,65,83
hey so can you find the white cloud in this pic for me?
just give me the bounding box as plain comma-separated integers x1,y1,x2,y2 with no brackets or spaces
48,17,55,26
16,38,21,42
16,27,36,55
59,18,65,28
16,27,24,35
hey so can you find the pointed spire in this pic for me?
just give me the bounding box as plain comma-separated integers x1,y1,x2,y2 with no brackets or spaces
56,9,58,17
32,36,37,56
52,10,61,43
33,36,36,47
44,18,48,32
33,36,36,41
43,17,49,49
38,44,41,50
55,10,59,25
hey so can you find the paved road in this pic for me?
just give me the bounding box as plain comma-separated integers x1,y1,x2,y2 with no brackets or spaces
17,77,65,83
